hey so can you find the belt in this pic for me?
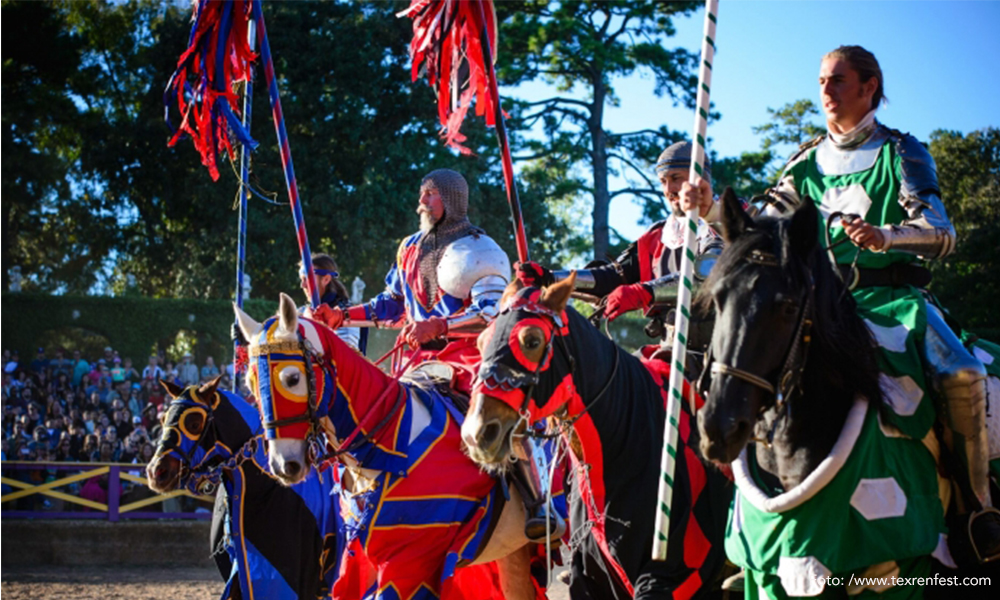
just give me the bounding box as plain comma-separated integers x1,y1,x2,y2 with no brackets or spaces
839,263,932,290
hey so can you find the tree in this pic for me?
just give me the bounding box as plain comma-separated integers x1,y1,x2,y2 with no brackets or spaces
496,0,702,260
927,128,1000,331
1,0,117,293
750,99,826,179
14,0,566,300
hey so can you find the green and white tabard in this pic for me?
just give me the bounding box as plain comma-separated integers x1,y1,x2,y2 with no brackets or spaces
784,130,937,440
726,398,945,599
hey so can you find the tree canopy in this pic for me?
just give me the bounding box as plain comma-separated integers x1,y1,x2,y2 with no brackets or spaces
495,0,703,260
2,0,567,300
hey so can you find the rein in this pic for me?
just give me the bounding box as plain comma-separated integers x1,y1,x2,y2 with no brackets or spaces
253,330,416,470
480,299,619,440
705,249,815,444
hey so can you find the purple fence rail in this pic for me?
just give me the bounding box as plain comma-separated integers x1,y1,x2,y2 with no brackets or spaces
1,461,213,521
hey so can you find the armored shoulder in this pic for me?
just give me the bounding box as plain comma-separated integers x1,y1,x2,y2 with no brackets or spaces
436,233,511,300
887,128,941,197
782,135,824,173
760,135,824,215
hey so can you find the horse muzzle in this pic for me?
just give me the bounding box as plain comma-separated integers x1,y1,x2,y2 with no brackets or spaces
461,392,518,469
146,455,181,494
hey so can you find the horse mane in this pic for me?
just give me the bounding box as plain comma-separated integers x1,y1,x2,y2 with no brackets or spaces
696,215,883,406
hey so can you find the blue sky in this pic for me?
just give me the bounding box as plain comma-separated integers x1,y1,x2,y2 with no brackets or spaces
501,0,1000,246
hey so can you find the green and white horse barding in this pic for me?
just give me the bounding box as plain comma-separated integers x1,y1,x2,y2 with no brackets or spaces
697,193,1000,598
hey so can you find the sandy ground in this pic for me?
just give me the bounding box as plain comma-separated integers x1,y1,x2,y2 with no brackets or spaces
1,565,570,600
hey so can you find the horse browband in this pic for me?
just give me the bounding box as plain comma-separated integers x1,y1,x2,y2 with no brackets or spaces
708,250,815,412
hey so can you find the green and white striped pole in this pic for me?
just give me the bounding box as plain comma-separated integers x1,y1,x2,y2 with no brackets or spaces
652,0,718,562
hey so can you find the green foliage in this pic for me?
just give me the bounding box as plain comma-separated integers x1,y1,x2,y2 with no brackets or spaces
3,0,566,301
927,128,1000,331
496,0,702,260
751,99,826,179
709,150,773,202
1,292,278,365
2,0,117,294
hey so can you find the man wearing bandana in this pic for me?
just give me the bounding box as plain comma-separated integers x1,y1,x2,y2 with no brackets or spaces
758,45,1000,563
520,141,723,359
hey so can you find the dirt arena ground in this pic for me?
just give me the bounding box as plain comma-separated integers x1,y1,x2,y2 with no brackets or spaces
1,565,571,599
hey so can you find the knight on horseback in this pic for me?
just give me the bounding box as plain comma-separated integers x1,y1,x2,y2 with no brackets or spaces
519,141,724,369
758,45,1000,563
310,168,564,543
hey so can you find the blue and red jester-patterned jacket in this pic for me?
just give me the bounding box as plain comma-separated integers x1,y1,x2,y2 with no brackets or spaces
359,233,498,323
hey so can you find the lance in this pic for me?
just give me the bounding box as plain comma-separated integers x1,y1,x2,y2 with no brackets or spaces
401,0,530,263
473,0,529,263
233,19,255,390
250,0,320,308
652,0,719,561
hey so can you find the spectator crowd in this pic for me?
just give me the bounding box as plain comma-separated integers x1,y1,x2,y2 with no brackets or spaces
2,345,232,466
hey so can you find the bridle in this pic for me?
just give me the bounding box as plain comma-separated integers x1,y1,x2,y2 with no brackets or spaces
249,328,407,469
477,295,619,438
155,389,222,494
701,248,815,441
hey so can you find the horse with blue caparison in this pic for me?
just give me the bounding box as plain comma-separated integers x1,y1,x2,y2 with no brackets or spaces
234,295,545,600
146,377,341,600
696,191,1000,598
460,266,733,599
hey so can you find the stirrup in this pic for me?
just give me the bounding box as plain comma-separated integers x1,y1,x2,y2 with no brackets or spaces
721,569,745,592
525,510,566,545
968,507,1000,563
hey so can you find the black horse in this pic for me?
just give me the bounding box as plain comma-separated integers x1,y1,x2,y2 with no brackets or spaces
147,378,340,600
696,191,998,597
463,276,732,599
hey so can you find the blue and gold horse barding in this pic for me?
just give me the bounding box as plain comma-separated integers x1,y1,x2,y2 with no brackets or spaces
147,378,341,600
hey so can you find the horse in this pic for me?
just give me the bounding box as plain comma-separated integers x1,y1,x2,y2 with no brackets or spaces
233,294,539,600
460,274,732,599
694,191,981,597
146,377,340,600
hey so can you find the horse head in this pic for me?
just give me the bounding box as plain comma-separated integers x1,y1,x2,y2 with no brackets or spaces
146,375,234,493
462,273,578,471
696,190,876,464
235,293,333,486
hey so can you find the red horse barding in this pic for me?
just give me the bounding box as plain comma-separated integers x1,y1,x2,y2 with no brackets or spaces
235,294,541,600
463,276,732,599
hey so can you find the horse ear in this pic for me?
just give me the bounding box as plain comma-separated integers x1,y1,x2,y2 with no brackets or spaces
500,277,525,311
789,197,820,259
199,375,223,396
540,271,576,314
234,304,263,343
160,379,184,399
278,293,299,336
721,187,753,243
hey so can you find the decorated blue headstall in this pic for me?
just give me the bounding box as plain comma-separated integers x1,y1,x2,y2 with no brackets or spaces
154,387,231,495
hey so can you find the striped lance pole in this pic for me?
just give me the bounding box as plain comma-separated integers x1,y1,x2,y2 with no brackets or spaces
652,0,718,561
233,19,255,392
251,0,321,308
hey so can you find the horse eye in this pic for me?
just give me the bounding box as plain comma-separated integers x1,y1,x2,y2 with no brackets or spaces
183,412,205,435
525,337,541,350
284,371,301,387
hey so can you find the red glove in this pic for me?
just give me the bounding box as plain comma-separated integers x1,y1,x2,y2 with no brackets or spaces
604,283,653,321
515,261,554,288
310,304,345,329
402,317,448,349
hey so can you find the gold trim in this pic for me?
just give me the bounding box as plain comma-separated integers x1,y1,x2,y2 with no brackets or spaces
248,341,303,357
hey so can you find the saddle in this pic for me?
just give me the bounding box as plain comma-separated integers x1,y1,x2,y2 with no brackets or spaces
400,363,471,416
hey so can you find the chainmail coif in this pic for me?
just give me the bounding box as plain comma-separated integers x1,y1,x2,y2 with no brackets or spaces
416,169,483,309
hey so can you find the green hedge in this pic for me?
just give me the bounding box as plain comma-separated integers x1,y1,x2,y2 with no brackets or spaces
1,293,279,365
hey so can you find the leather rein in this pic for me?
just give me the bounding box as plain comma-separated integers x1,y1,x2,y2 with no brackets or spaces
701,248,815,444
478,299,619,438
